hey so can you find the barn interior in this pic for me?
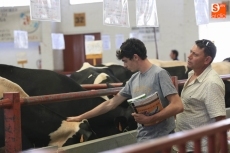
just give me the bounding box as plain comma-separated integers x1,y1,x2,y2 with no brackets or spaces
1,0,230,153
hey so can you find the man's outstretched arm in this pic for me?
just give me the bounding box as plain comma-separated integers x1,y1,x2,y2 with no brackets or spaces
66,93,128,122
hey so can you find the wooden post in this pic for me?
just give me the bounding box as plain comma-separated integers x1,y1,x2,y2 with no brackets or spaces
171,76,178,91
86,54,102,66
153,27,159,59
4,92,21,153
17,60,27,68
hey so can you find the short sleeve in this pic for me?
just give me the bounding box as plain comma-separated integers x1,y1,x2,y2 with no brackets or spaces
205,82,226,118
119,80,132,98
158,70,178,97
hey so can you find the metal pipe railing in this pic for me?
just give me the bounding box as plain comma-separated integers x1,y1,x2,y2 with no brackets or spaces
79,74,230,90
0,87,123,108
0,74,229,153
80,76,178,91
81,83,123,89
0,87,123,153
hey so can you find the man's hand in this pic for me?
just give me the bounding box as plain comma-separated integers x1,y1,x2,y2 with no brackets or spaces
66,116,82,122
132,113,151,125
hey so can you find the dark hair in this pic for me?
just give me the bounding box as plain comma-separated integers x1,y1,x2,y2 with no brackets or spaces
195,39,216,63
116,38,147,60
171,50,179,57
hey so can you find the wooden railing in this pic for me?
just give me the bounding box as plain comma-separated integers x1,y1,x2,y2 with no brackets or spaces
101,118,230,153
80,74,230,90
0,87,122,153
81,83,123,90
0,77,178,153
0,74,230,153
80,76,179,91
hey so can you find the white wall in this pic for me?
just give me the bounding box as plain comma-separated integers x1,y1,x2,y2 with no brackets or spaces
199,22,230,62
0,0,200,70
57,0,198,64
40,22,54,70
0,42,40,68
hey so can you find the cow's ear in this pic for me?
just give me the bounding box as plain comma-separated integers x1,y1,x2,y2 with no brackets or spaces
114,116,128,132
82,130,92,142
79,120,96,141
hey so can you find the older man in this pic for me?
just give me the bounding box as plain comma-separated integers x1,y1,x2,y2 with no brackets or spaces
173,39,226,153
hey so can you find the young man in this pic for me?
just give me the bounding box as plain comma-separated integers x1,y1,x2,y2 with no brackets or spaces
173,39,226,153
67,38,183,142
170,50,179,60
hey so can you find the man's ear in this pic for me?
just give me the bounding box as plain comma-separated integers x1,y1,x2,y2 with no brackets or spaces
205,56,212,64
133,54,139,61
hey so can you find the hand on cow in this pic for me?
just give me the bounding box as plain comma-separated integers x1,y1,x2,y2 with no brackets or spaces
66,116,82,122
132,113,151,125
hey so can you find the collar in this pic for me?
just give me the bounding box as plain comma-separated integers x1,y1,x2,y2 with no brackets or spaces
140,64,154,75
188,65,212,83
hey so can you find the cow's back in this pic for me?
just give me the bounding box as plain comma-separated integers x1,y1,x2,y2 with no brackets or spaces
105,65,134,82
0,64,136,150
0,64,83,95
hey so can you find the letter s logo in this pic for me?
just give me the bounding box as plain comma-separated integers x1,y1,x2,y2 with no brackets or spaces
212,3,220,12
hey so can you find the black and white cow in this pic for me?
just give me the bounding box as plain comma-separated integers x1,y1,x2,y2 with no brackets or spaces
70,62,122,100
223,57,230,62
162,66,191,80
149,59,190,80
96,63,135,83
0,64,136,151
70,62,120,85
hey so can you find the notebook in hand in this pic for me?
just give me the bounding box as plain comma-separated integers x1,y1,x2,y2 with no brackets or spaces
128,92,163,126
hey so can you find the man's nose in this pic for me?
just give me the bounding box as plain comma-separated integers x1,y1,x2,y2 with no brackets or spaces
188,53,192,59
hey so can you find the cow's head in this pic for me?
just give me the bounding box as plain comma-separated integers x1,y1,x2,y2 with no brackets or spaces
48,119,96,147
